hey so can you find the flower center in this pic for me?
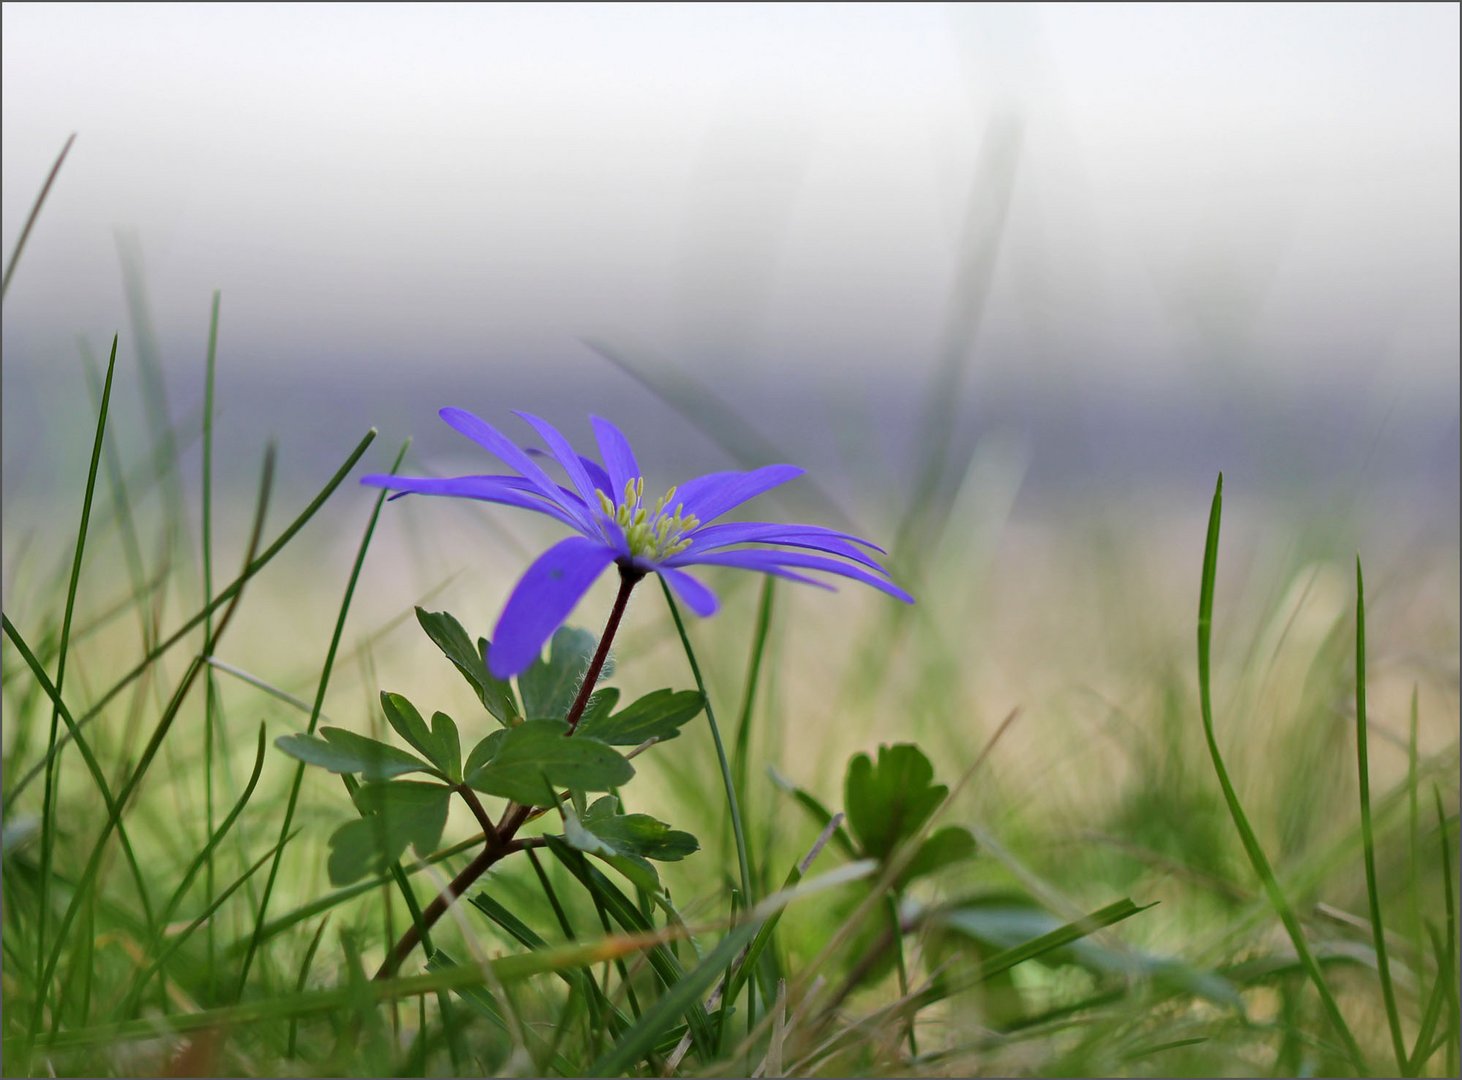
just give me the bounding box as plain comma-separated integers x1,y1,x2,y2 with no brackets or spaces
597,478,700,562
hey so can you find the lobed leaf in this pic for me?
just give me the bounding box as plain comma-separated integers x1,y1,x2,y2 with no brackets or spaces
327,781,452,885
563,796,699,891
465,720,632,804
379,692,460,780
518,626,608,720
578,796,699,861
577,689,705,746
415,607,518,724
275,728,437,781
897,825,977,888
844,743,946,860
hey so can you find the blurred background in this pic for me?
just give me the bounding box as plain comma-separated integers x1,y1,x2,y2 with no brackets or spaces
3,2,1457,801
3,3,1457,512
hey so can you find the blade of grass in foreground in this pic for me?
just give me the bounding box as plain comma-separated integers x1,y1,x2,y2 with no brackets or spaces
1353,559,1407,1073
18,440,279,1061
117,723,270,1012
781,898,1150,1076
234,438,409,997
6,429,376,806
1195,474,1368,1075
201,289,223,998
1435,786,1458,1077
23,929,696,1055
1,615,155,946
546,837,720,1059
590,916,763,1077
660,579,753,914
34,337,145,999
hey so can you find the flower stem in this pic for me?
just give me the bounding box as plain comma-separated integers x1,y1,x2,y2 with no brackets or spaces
373,566,641,980
565,565,642,733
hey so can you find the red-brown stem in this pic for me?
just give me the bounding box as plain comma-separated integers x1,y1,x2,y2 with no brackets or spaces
457,784,495,836
373,565,642,980
373,837,505,980
564,565,642,734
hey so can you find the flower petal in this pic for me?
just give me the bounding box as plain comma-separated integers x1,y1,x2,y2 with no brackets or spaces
361,473,585,529
578,456,614,497
657,566,719,616
590,415,642,499
439,408,594,531
489,536,618,678
684,521,890,572
673,465,805,527
672,549,914,604
512,411,600,510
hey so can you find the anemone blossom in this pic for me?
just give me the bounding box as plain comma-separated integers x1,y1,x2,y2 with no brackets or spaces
362,409,912,677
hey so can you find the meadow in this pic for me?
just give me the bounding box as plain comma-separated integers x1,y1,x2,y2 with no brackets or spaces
2,169,1458,1077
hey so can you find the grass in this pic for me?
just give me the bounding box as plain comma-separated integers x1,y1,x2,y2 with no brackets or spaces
2,143,1458,1077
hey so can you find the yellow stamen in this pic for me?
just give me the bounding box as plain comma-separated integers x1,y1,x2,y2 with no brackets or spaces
598,475,700,562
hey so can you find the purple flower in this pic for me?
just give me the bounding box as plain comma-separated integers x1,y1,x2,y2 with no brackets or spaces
362,409,913,678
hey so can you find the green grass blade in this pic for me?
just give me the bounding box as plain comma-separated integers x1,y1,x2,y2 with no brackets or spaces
1354,559,1408,1073
155,723,269,932
222,835,483,955
234,438,408,996
1,615,156,956
127,828,302,1009
201,289,222,998
1407,687,1422,956
20,441,278,1051
1,132,75,301
545,836,718,1057
1435,786,1458,1077
80,338,154,653
732,573,774,823
1194,474,1368,1075
589,917,763,1077
36,335,129,991
426,949,578,1074
286,916,332,1059
26,930,696,1054
1407,929,1450,1074
471,886,632,1043
6,429,375,807
659,578,753,918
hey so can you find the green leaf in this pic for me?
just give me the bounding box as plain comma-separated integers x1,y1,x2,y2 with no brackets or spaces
430,711,461,782
897,825,977,888
561,796,698,890
768,766,859,859
415,607,518,724
844,743,946,860
374,693,462,780
326,781,452,885
463,730,504,783
576,687,620,730
923,893,1237,1008
577,689,704,746
518,626,608,720
275,728,437,781
578,796,699,861
465,720,632,804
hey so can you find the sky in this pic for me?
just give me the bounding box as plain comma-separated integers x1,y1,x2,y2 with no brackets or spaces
2,3,1458,510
